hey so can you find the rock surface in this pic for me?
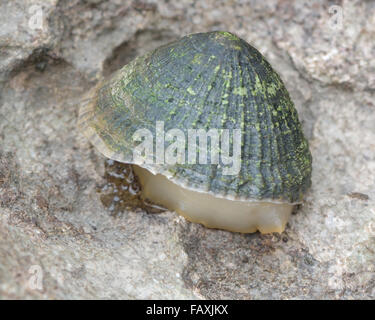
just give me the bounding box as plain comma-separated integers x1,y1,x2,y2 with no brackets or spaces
0,0,374,299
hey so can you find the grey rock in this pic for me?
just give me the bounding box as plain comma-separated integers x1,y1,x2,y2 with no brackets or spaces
0,0,374,299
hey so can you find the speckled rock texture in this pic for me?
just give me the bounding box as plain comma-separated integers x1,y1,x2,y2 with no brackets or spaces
0,0,374,299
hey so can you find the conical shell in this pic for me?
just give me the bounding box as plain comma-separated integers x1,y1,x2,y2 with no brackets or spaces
79,31,312,203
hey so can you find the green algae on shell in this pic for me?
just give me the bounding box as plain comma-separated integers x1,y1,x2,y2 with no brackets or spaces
78,31,312,233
